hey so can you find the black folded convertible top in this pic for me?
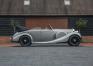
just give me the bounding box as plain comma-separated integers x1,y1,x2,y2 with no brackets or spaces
15,25,29,32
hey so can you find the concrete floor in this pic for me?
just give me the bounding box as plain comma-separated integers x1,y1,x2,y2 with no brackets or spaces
0,46,93,66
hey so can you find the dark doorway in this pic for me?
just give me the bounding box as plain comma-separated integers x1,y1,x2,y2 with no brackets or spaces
68,16,93,36
0,17,25,36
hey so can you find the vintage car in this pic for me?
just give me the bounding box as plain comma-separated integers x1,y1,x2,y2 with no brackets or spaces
11,25,81,47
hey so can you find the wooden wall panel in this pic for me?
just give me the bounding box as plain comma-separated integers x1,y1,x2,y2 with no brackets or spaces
0,0,93,15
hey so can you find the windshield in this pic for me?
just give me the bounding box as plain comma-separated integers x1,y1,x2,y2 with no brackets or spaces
31,24,53,30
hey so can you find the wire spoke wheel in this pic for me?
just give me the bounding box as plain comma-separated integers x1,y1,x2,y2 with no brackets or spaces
19,35,32,47
68,35,81,46
71,37,80,44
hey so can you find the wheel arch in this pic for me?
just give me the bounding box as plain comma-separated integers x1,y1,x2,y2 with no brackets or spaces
18,33,33,42
68,34,81,41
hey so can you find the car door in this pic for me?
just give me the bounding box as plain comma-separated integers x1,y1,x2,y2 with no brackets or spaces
30,29,42,42
40,29,56,42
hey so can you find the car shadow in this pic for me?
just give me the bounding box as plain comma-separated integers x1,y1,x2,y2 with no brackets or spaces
12,43,82,47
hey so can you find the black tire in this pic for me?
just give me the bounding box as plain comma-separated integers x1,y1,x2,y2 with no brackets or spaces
19,35,32,47
68,34,81,46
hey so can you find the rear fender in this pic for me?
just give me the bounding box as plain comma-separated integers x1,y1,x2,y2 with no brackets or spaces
13,32,33,42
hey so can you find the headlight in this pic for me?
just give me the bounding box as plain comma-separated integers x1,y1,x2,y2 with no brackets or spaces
73,29,75,32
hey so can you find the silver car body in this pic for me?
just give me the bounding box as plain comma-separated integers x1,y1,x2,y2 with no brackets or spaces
12,28,81,44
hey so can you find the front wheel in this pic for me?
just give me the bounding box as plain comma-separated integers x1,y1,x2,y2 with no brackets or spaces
68,35,81,46
19,35,32,47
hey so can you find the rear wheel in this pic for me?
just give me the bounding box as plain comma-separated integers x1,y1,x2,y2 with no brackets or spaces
68,35,81,46
19,35,32,47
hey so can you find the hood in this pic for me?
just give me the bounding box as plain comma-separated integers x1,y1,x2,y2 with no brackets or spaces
53,29,75,32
